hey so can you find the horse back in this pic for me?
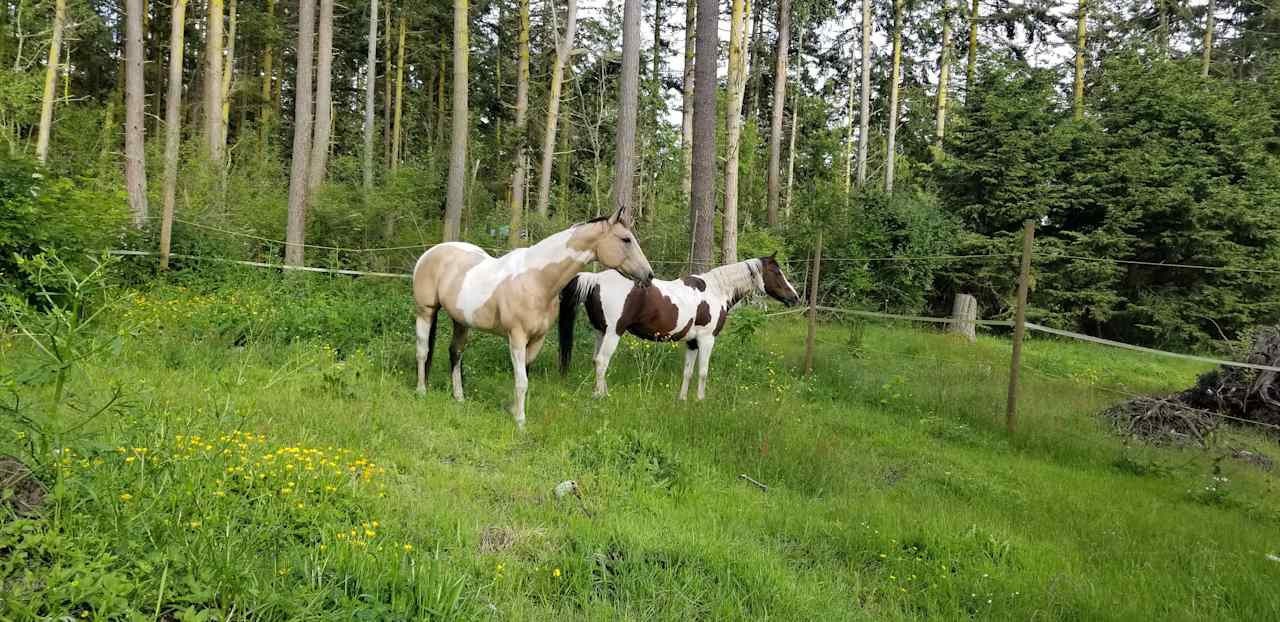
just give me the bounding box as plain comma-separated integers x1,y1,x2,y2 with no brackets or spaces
412,243,490,312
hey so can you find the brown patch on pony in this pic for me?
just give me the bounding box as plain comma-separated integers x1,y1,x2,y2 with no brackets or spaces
583,282,610,333
695,301,712,326
713,306,729,336
617,286,688,341
682,275,707,291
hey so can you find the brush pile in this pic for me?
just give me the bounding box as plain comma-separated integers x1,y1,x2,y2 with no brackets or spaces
1104,326,1280,446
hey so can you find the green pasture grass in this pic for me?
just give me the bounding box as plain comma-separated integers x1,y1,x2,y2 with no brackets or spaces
1,274,1278,620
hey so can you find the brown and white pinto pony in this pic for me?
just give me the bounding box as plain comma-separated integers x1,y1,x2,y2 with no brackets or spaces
413,209,655,430
558,256,800,400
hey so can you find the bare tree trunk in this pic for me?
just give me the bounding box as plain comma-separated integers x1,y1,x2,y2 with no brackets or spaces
744,0,764,122
124,0,149,226
934,1,952,152
689,0,717,270
557,67,573,214
220,0,236,139
765,0,791,228
783,72,798,219
363,0,378,192
1073,0,1085,121
884,0,901,193
308,0,334,190
856,0,870,186
258,0,275,147
205,0,224,165
442,0,469,241
507,0,530,247
160,0,188,269
383,6,392,168
613,0,641,220
965,0,977,101
535,0,579,217
645,0,661,224
392,15,406,168
680,0,695,205
285,0,317,266
35,0,65,164
1201,0,1214,78
722,0,750,263
436,57,446,145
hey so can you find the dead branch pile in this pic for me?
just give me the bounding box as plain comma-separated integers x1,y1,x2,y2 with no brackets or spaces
1103,326,1280,446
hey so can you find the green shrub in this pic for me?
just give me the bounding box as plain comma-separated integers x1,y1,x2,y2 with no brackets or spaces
0,155,128,298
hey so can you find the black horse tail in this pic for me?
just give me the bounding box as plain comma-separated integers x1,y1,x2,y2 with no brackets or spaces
559,275,588,376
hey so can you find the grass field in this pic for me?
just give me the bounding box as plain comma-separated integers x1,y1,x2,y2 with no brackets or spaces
2,268,1279,620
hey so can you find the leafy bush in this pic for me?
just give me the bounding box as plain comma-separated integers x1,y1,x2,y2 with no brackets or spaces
0,154,128,298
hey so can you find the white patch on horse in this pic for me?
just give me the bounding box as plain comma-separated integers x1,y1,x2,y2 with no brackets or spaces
457,229,590,324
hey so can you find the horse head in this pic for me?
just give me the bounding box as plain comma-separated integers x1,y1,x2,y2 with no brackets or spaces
758,254,800,306
591,209,655,285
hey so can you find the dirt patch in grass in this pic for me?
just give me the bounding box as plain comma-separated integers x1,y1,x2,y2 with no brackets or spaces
0,456,44,516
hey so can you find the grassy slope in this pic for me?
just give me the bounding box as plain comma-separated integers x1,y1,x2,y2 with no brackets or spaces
3,276,1279,620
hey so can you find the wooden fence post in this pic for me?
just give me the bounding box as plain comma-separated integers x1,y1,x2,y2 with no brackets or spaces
1006,220,1035,434
803,231,823,376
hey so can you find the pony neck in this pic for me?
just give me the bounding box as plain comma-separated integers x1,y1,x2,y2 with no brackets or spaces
524,223,598,293
701,259,762,308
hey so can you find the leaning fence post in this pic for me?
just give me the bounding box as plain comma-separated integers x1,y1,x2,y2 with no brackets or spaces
1006,220,1036,434
803,231,823,376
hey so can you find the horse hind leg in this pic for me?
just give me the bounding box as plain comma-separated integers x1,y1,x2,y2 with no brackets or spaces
679,341,697,401
416,308,440,396
449,321,470,402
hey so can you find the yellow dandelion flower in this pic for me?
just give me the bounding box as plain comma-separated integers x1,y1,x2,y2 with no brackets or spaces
553,568,561,578
125,456,137,463
403,543,413,552
189,521,201,529
365,530,376,538
119,493,133,502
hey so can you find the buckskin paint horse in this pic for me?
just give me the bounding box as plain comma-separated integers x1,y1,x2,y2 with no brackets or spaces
558,255,800,400
413,210,655,429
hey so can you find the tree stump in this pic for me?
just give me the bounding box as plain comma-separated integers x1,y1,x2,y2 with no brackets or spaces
950,293,977,343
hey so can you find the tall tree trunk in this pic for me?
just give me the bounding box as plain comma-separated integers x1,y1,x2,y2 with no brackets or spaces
160,0,188,269
613,0,641,220
1201,0,1214,78
884,0,902,193
722,0,750,263
507,0,530,247
285,0,317,266
363,0,378,192
744,0,764,122
383,6,392,168
442,0,469,241
259,0,275,147
392,15,406,168
934,1,952,152
220,0,237,139
689,0,717,270
124,0,149,226
535,0,579,217
35,0,65,164
1158,0,1168,55
765,0,791,228
646,0,661,223
783,71,798,219
436,57,446,145
856,0,870,187
1073,0,1085,121
205,0,224,166
965,0,977,102
557,66,573,215
680,0,695,204
308,0,334,190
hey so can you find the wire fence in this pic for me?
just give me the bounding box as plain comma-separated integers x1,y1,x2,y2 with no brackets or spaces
112,217,1280,436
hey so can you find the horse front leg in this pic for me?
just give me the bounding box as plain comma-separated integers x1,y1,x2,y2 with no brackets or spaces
593,332,620,398
678,341,697,401
695,336,715,401
508,333,530,430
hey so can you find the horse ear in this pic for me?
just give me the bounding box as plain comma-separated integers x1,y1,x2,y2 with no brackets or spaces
607,208,622,225
768,251,777,261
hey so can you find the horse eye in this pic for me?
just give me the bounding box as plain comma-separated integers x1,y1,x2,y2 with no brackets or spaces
620,237,632,244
